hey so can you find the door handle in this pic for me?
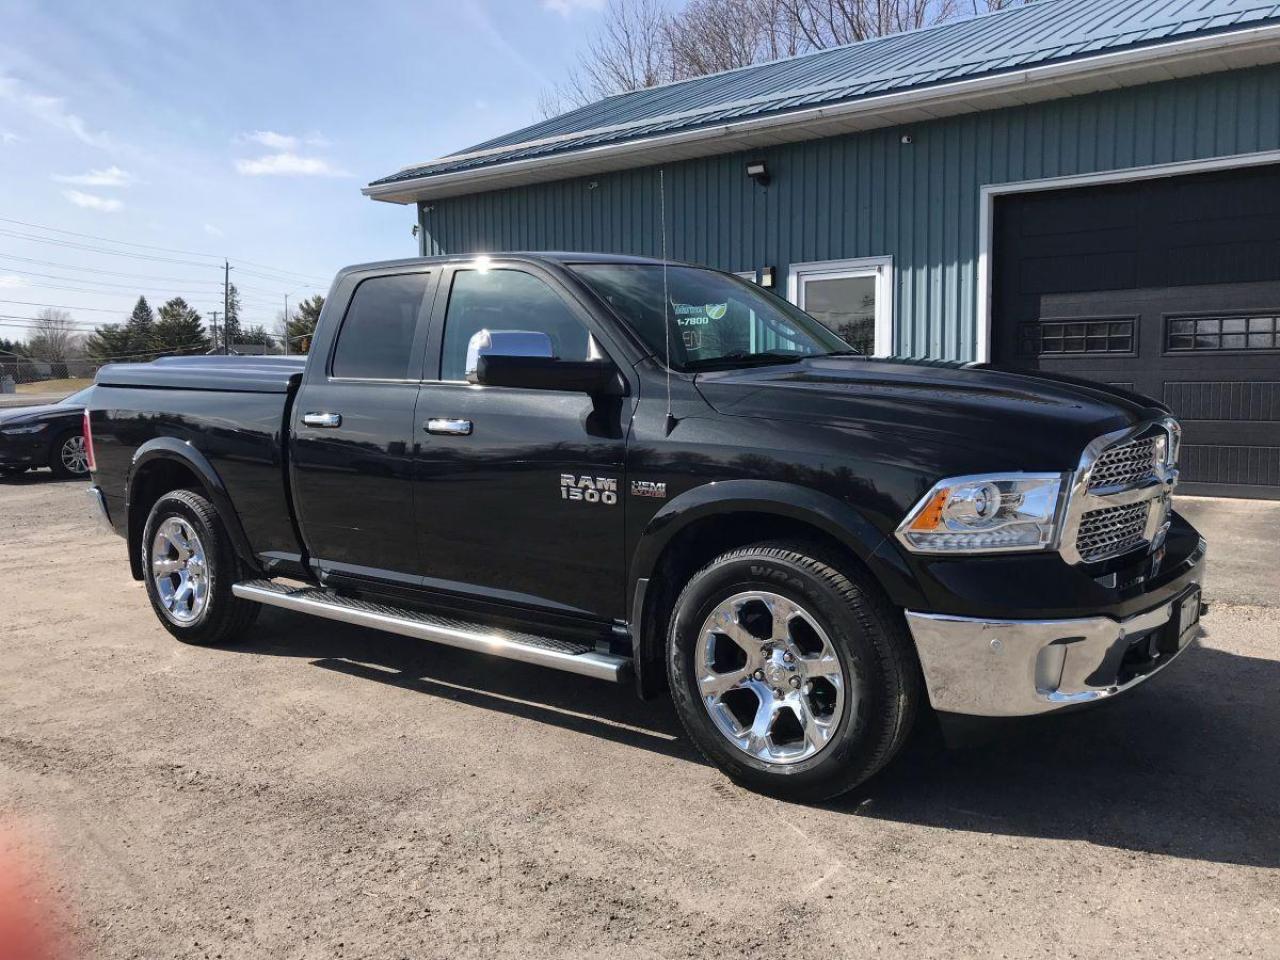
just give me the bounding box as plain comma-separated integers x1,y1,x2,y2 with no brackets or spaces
425,418,473,436
302,412,342,428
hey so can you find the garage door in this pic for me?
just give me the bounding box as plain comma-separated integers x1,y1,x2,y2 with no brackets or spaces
992,164,1280,499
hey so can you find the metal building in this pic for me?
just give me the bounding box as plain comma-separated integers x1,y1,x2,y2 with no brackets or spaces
366,0,1280,498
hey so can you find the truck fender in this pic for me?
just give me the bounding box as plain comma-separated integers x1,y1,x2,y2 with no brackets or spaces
125,437,261,580
626,479,893,698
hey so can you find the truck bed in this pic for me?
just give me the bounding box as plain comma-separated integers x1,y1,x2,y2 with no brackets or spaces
90,355,307,574
96,355,306,393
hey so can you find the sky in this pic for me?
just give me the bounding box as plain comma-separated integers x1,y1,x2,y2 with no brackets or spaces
0,0,608,345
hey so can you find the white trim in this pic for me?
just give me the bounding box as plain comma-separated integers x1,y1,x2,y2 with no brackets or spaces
366,22,1280,203
975,149,1280,363
788,256,894,358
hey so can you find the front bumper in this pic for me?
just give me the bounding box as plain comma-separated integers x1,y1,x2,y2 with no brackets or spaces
906,581,1204,717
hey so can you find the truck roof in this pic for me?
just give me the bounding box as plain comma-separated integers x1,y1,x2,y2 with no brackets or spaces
335,251,686,279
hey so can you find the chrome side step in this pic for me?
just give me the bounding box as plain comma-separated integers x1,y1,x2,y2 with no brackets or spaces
232,579,632,683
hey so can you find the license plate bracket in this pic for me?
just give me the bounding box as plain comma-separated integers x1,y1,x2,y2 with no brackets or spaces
1174,586,1202,649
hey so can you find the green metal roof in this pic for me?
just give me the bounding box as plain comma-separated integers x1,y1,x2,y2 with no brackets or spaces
369,0,1280,193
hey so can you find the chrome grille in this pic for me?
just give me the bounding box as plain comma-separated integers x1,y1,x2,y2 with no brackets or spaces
1076,501,1151,562
1088,435,1160,491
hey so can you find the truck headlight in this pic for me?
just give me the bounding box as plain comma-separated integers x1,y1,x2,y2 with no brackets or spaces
0,422,47,435
896,473,1065,554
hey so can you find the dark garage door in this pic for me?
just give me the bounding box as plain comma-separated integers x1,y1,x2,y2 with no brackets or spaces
993,164,1280,499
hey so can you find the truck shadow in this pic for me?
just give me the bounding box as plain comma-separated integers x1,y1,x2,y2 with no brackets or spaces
854,641,1280,869
245,607,695,762
242,610,1278,868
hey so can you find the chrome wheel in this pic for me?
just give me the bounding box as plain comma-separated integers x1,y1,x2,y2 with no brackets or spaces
61,435,89,475
150,518,210,624
695,591,849,765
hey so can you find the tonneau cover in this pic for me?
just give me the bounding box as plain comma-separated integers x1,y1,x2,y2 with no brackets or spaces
95,355,307,393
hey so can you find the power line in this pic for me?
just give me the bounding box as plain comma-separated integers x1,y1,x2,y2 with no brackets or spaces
0,274,283,306
0,215,329,285
0,254,310,297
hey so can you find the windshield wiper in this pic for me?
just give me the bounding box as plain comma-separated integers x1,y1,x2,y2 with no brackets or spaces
684,351,806,370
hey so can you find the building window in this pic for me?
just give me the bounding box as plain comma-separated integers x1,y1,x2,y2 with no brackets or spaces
788,256,893,357
1020,318,1134,356
1167,315,1279,352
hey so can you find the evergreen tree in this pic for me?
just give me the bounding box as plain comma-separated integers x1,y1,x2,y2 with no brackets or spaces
125,296,157,354
155,297,210,355
221,283,243,349
238,324,276,349
84,323,133,362
286,294,324,353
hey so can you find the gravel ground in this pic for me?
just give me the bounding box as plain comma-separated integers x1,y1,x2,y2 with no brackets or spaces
2,476,1278,959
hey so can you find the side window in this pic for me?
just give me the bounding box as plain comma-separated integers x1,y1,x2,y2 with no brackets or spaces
331,273,431,380
440,269,592,382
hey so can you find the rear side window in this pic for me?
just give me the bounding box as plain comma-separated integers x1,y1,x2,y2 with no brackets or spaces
331,273,431,380
440,269,592,381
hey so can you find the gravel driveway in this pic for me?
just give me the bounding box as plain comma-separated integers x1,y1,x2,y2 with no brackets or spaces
2,477,1277,959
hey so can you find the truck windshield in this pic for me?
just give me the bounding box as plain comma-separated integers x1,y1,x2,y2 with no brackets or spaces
569,263,854,370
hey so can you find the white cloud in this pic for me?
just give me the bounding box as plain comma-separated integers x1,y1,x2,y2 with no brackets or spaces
542,0,605,14
0,131,20,144
242,129,299,150
52,165,132,187
0,274,25,288
63,189,123,212
234,152,346,177
238,130,330,150
203,223,224,237
0,75,110,148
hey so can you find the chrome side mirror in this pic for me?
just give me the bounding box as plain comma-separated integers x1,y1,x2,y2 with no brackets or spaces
464,329,554,382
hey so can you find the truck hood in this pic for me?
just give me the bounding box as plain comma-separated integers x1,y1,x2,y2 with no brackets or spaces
694,357,1168,471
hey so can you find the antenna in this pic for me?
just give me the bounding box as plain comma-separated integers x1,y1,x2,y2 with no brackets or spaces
659,168,676,436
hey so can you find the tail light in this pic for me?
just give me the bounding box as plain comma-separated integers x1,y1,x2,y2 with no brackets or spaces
82,409,96,472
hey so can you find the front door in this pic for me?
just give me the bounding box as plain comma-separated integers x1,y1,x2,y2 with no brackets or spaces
290,269,436,585
412,264,630,621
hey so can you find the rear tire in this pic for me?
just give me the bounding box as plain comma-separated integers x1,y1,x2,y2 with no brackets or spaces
667,541,919,802
48,429,90,479
140,489,259,645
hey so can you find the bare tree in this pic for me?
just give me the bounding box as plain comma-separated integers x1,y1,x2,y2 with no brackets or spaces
665,0,809,80
540,0,1035,117
24,308,81,379
541,0,675,116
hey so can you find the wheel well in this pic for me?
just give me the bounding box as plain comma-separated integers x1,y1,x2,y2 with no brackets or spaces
126,459,207,580
634,511,882,698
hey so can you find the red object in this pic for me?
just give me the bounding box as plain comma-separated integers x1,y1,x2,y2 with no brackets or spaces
81,409,95,473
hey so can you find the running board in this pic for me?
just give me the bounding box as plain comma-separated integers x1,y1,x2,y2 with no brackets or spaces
232,579,632,683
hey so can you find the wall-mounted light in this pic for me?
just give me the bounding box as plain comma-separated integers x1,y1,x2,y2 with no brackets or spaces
759,266,776,289
745,160,771,187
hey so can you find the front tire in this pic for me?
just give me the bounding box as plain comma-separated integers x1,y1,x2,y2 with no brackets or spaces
667,541,919,802
141,490,259,645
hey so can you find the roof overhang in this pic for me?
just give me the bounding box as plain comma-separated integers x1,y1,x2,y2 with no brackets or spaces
364,22,1280,205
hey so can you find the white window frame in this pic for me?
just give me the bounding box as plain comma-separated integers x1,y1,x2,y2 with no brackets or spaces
787,256,894,357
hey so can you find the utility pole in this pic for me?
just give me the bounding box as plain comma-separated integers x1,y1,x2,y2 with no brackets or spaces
222,259,232,355
283,294,289,356
209,311,220,354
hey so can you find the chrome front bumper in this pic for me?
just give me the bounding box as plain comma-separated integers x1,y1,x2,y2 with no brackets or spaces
905,588,1203,717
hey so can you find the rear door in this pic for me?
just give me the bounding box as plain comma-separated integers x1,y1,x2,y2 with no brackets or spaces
411,263,632,622
290,268,437,587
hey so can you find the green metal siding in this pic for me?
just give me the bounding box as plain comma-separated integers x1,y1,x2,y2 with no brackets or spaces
419,65,1280,361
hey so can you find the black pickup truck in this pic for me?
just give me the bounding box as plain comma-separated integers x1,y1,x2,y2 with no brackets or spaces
84,253,1206,800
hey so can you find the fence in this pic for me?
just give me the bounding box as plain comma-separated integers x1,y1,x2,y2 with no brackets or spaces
0,358,103,394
